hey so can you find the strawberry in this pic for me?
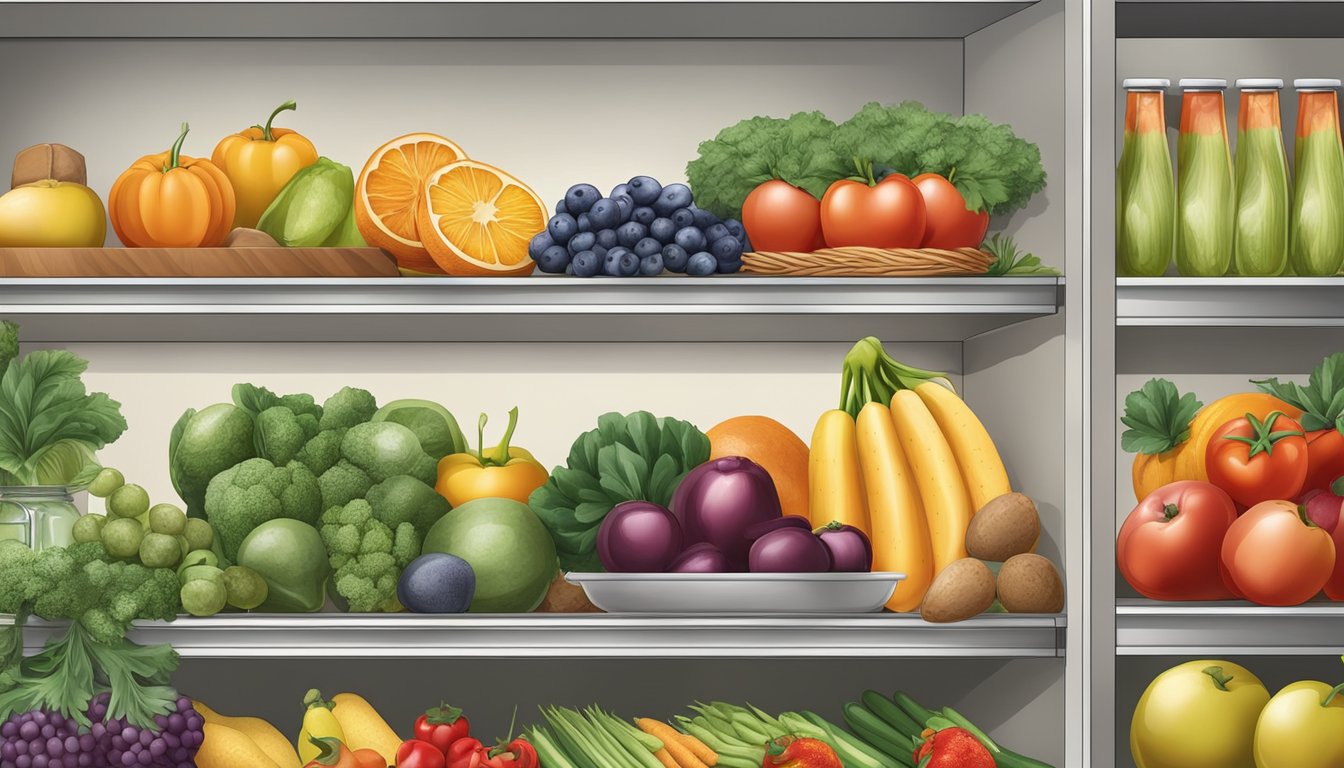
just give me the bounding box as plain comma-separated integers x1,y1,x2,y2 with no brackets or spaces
913,727,996,768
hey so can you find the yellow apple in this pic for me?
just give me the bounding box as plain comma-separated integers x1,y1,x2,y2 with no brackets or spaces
0,180,106,247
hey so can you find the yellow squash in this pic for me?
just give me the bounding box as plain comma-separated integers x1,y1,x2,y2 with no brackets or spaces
890,390,974,574
194,700,300,768
331,692,403,764
298,689,345,764
913,381,1011,513
808,409,870,535
212,100,319,228
856,402,933,612
195,722,282,768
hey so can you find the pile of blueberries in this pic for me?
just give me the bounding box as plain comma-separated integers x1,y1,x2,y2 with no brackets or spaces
529,176,750,277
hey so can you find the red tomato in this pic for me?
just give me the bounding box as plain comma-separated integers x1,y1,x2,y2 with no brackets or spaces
1205,411,1308,507
1116,481,1239,600
1221,499,1337,605
445,738,486,768
820,175,926,248
414,704,470,753
912,173,990,249
1301,485,1344,600
741,180,826,252
1302,428,1344,494
398,739,447,768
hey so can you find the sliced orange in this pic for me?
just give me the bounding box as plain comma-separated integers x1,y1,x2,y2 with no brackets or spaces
355,132,466,274
416,160,546,276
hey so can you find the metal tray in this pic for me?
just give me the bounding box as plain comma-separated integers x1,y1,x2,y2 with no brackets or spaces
565,572,905,614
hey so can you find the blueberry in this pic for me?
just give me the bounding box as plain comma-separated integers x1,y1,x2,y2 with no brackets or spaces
674,227,707,252
670,208,696,230
710,235,743,263
528,231,555,260
740,232,753,252
650,218,677,244
555,199,570,216
577,213,592,232
705,223,731,243
662,244,690,272
617,221,649,248
653,183,693,216
572,250,601,277
604,247,631,277
634,237,663,258
548,213,578,243
717,258,744,274
692,206,720,230
618,251,641,277
567,231,597,255
632,206,657,225
686,251,717,276
591,244,609,260
587,199,622,230
610,183,633,200
564,184,601,215
723,218,746,240
595,228,619,249
536,245,572,274
613,195,634,223
627,176,663,206
639,253,665,276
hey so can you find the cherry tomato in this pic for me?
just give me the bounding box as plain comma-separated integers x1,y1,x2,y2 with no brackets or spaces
445,738,486,768
1206,411,1308,507
912,173,990,249
414,704,470,753
741,180,826,252
1116,481,1239,600
1222,499,1337,605
397,739,447,768
820,174,926,248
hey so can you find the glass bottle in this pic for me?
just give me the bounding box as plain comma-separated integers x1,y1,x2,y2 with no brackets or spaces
1176,79,1235,276
1290,79,1344,276
1118,79,1175,277
1233,79,1291,276
0,486,79,550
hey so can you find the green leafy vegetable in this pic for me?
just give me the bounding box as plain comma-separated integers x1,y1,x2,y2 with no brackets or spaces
0,340,127,488
1253,353,1344,432
0,321,17,374
529,412,710,572
1120,378,1204,455
983,234,1060,276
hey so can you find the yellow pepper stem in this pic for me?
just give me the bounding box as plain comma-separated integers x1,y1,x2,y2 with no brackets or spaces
477,407,522,467
258,100,298,142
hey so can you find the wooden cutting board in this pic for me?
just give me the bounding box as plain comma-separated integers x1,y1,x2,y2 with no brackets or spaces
0,247,401,277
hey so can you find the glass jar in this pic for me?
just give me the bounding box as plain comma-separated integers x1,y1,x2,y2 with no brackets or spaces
0,486,80,550
1290,79,1344,276
1233,79,1291,276
1176,78,1235,276
1117,78,1175,277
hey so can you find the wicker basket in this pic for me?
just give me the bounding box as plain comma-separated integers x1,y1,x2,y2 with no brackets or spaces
741,246,993,277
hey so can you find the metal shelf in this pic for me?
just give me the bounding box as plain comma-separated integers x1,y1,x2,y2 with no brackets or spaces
1116,1,1344,38
0,1,1036,40
1117,600,1344,655
19,614,1066,659
1,277,1063,343
1117,277,1344,327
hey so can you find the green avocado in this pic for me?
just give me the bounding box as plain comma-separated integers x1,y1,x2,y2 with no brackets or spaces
422,498,558,613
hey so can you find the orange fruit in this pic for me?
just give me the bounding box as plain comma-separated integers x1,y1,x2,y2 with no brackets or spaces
416,159,546,276
355,133,466,274
707,415,811,521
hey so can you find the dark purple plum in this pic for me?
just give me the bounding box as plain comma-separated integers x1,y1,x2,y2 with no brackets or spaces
815,521,874,572
671,456,783,570
668,542,731,573
597,501,683,572
748,528,832,573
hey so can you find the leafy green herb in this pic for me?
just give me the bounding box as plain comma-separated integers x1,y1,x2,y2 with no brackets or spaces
528,412,710,572
1254,353,1344,433
1121,378,1204,455
0,321,17,374
983,234,1060,276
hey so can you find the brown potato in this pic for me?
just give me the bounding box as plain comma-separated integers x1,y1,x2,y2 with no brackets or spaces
966,492,1040,562
12,143,86,188
997,553,1065,613
223,228,280,248
536,570,601,613
920,558,997,623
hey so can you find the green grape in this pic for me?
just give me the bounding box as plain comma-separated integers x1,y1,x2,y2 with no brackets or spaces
178,549,219,577
71,514,107,544
148,503,187,535
87,468,125,499
180,564,224,586
180,578,227,617
107,484,150,519
183,518,215,552
101,517,144,559
139,532,181,568
221,565,269,611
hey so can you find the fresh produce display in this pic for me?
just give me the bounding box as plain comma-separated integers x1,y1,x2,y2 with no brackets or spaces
529,176,748,277
0,144,106,248
257,157,367,248
210,100,320,229
109,123,237,248
1133,657,1344,768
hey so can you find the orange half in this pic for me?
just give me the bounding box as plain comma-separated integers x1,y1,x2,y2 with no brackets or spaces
355,133,466,274
416,160,546,276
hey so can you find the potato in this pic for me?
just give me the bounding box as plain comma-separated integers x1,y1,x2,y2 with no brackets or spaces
997,553,1065,613
536,570,601,613
966,492,1040,562
920,558,996,623
12,143,86,188
223,228,280,248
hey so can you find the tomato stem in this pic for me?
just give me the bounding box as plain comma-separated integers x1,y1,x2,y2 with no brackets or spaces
1330,476,1344,497
262,100,297,142
1162,503,1179,521
1299,504,1318,528
1202,666,1234,691
164,123,189,173
1220,411,1303,458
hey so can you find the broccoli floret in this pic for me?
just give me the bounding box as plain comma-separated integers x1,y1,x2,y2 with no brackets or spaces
317,459,376,509
319,386,378,431
204,457,322,560
366,475,450,532
255,405,321,465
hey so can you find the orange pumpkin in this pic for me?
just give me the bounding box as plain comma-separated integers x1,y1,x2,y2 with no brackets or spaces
110,123,236,248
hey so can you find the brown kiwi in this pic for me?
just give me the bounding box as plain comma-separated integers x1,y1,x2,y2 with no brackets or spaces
920,558,997,623
996,553,1065,613
966,492,1041,561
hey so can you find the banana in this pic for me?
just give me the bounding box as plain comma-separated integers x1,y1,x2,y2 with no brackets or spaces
914,381,1011,513
809,409,871,535
890,389,974,575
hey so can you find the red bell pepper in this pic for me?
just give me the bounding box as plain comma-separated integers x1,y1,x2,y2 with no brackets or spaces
445,737,486,768
415,703,471,754
762,736,843,768
397,739,447,768
481,738,539,768
913,727,995,768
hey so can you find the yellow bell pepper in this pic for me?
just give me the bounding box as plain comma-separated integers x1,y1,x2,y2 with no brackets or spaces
212,100,319,228
436,407,548,507
297,689,345,764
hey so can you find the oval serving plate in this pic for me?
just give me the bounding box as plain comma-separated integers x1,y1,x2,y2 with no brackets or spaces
564,572,905,614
